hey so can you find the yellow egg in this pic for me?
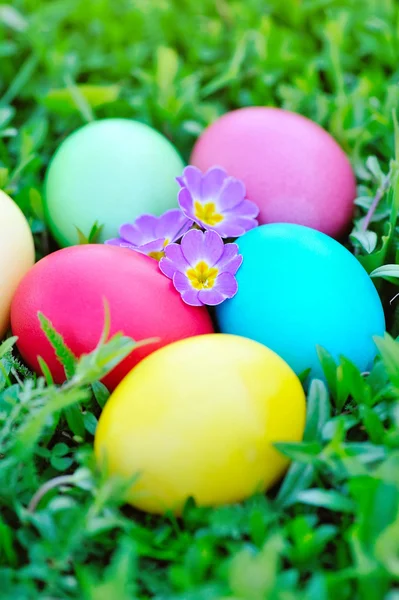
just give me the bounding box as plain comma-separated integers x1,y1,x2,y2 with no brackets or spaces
95,334,306,514
0,190,35,338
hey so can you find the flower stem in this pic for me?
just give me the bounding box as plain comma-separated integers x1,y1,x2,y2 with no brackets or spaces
27,475,76,513
362,173,391,231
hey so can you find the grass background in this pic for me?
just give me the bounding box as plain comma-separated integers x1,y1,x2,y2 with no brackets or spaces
1,0,399,598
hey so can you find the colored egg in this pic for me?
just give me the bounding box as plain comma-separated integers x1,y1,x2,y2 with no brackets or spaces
0,190,35,339
94,333,306,514
191,107,356,238
44,119,185,246
11,245,213,390
216,224,385,378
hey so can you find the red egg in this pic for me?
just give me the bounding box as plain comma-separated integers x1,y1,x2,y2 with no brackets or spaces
191,107,356,238
11,245,214,390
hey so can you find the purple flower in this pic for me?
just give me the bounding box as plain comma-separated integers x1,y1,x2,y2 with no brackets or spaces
177,165,259,238
105,209,192,261
159,229,242,306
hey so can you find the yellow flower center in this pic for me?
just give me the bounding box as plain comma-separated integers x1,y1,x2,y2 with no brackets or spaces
194,201,224,226
186,261,218,290
148,238,169,261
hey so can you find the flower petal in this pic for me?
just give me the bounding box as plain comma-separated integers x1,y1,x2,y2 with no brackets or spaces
232,198,259,218
181,165,203,198
216,243,243,275
159,257,175,279
180,229,204,266
133,214,159,238
173,217,193,240
201,167,228,202
201,230,225,266
217,212,259,237
181,289,202,306
222,255,242,275
164,242,190,271
169,211,193,241
138,238,165,254
178,188,195,218
159,243,190,279
197,288,226,306
179,228,222,266
192,215,253,238
105,238,139,252
231,216,259,233
155,209,190,241
215,242,239,264
116,243,147,256
173,270,192,292
217,178,246,211
213,271,239,299
211,221,246,238
119,223,144,245
105,237,124,246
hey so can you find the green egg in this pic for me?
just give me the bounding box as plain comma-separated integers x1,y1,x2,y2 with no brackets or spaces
44,119,185,246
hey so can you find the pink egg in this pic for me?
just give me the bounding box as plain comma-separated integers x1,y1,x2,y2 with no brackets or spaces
190,107,356,238
11,245,214,391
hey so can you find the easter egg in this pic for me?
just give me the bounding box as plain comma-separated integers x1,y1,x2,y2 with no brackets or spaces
11,245,213,390
216,224,385,378
0,190,35,339
44,119,185,246
191,107,356,238
94,333,306,514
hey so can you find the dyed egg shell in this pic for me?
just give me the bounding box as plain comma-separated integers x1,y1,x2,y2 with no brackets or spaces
191,107,356,238
11,245,213,390
44,119,185,246
0,190,35,338
95,333,306,514
216,224,385,378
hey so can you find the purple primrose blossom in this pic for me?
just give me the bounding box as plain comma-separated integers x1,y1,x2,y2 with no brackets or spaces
159,228,242,306
177,166,259,238
105,209,192,260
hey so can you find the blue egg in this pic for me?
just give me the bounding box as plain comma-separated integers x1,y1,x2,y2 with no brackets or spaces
216,224,385,378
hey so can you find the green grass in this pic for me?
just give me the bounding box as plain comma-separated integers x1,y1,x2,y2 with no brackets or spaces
1,0,399,598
